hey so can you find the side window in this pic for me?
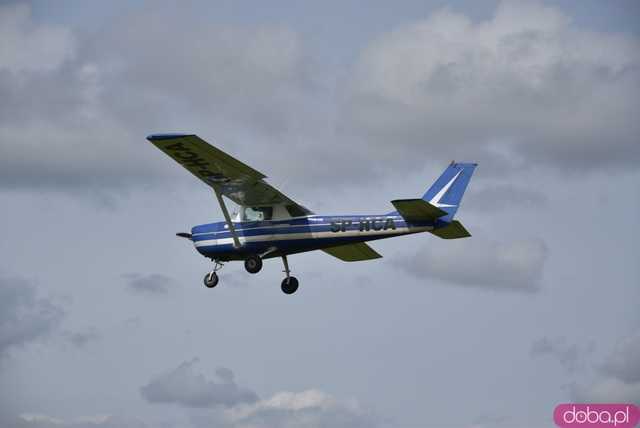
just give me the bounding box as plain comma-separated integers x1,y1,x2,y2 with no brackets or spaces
243,207,273,221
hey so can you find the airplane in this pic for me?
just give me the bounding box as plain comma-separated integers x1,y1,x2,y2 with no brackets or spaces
147,133,477,295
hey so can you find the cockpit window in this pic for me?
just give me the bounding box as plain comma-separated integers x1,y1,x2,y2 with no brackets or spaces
243,206,273,221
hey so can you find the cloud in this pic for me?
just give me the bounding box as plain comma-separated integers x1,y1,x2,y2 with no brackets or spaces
140,358,259,408
341,1,640,173
63,327,101,348
221,389,377,428
123,273,175,295
3,0,636,198
0,2,315,191
9,390,378,428
397,237,548,291
530,337,594,373
464,184,547,212
12,414,147,428
601,332,640,383
571,332,640,403
0,3,74,73
570,377,640,404
0,274,64,358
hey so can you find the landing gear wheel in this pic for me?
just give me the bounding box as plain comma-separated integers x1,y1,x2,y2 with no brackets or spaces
281,276,299,294
203,272,219,288
244,255,263,274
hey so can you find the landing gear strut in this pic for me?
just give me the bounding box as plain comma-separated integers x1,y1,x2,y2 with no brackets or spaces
280,255,299,294
244,254,263,274
203,261,223,288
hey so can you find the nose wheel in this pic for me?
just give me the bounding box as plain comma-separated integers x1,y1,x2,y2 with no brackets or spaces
203,271,219,288
203,260,223,288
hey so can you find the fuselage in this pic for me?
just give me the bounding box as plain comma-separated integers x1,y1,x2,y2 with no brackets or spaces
191,214,439,261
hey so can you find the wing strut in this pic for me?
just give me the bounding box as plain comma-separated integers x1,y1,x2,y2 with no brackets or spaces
214,188,241,248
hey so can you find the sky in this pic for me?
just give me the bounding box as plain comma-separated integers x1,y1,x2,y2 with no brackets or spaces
0,1,639,427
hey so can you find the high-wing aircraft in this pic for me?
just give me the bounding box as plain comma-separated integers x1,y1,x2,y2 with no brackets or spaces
147,133,477,294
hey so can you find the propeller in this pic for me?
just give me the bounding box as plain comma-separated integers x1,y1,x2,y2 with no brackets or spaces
176,232,192,240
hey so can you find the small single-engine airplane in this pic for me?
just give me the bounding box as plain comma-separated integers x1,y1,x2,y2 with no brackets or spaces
147,133,477,294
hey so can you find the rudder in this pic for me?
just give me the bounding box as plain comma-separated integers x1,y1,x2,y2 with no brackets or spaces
422,162,477,221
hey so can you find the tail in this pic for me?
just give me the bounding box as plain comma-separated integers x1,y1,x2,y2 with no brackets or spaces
421,161,477,222
389,162,477,239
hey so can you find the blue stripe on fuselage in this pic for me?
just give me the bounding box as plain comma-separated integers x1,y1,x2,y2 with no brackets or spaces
190,214,436,260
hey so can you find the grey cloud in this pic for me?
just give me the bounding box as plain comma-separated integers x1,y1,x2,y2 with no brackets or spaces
570,378,640,404
0,274,64,358
341,2,640,174
397,237,548,291
530,337,593,373
123,273,175,295
464,184,547,212
570,331,640,403
600,333,640,383
63,327,100,348
0,3,317,191
140,358,259,408
470,414,509,428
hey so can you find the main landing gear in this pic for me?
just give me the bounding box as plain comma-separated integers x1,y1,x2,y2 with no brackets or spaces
203,254,299,294
280,255,299,294
244,254,263,274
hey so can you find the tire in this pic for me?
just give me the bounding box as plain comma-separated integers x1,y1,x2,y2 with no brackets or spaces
203,272,219,288
281,276,299,294
244,255,263,274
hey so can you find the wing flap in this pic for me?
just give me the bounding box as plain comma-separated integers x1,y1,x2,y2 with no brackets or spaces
430,220,471,239
391,198,447,222
322,242,382,262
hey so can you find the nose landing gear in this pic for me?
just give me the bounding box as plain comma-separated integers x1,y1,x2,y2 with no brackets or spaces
203,260,224,288
203,271,219,288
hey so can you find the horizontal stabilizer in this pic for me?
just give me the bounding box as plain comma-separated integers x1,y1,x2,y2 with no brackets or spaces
430,221,471,239
391,199,447,222
322,242,382,262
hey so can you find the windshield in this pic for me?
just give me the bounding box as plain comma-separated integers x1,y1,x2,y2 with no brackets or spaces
243,206,273,221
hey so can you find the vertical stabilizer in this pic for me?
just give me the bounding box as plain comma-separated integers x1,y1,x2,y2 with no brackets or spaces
422,162,477,221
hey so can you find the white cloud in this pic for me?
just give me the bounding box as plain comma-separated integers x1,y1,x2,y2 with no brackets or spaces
0,3,75,73
14,413,147,428
221,389,377,428
0,3,315,191
342,1,640,172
